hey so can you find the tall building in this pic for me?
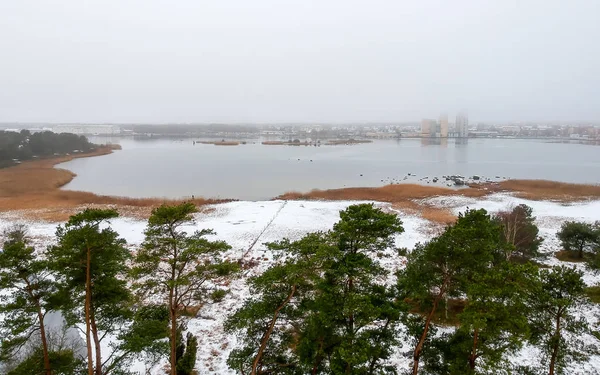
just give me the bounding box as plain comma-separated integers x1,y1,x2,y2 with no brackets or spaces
421,119,437,137
456,113,469,138
439,114,448,137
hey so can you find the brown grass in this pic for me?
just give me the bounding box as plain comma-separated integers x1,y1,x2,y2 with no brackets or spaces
555,250,592,263
493,179,600,201
585,286,600,304
181,305,202,317
420,207,457,225
199,141,240,146
0,147,228,221
277,184,487,202
278,185,475,225
2,146,599,224
277,180,600,224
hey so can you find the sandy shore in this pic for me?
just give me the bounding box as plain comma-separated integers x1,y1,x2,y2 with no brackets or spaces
1,147,599,222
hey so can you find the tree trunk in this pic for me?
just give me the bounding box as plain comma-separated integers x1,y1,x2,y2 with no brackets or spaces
549,314,561,375
468,327,479,370
90,305,103,375
24,277,52,375
169,292,177,375
38,309,52,375
346,276,354,374
86,245,94,375
169,229,178,375
250,284,296,375
368,319,391,374
311,339,324,375
412,285,445,375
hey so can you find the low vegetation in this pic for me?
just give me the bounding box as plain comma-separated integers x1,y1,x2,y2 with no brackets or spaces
555,250,592,263
585,286,600,304
496,179,600,201
198,140,241,145
557,221,600,259
1,203,600,374
554,221,600,270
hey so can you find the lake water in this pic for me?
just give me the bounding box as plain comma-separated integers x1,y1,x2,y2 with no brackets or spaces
56,138,600,200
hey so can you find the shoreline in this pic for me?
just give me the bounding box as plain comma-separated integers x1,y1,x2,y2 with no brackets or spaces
0,146,229,221
1,147,599,222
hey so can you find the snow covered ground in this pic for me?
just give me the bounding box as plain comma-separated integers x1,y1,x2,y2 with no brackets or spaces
1,196,600,374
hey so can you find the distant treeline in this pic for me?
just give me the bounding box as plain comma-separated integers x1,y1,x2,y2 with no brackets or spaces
132,124,261,135
0,130,94,168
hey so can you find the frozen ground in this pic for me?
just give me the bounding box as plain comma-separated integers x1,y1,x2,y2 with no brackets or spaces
1,196,600,374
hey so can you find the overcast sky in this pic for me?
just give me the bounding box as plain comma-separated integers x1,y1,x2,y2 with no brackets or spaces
1,0,599,123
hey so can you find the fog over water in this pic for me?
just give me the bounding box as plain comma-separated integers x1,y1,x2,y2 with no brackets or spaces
1,0,599,123
58,138,600,200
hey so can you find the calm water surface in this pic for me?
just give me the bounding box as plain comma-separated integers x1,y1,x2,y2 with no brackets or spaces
57,138,600,200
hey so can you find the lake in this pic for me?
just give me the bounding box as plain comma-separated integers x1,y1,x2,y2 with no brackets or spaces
56,138,600,200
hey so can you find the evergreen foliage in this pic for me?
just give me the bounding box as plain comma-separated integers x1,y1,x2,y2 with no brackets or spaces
131,202,238,375
557,221,599,259
48,209,133,375
0,226,56,375
6,348,85,375
0,130,94,167
176,332,198,375
398,208,510,375
226,203,404,375
529,266,590,375
1,202,599,375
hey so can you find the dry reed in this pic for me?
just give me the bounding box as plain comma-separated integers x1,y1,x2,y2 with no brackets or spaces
495,179,600,201
0,147,228,220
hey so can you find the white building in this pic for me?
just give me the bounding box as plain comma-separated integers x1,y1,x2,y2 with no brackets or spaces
456,113,469,138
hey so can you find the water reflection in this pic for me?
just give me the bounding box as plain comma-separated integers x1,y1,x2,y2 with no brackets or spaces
419,137,448,147
59,138,600,200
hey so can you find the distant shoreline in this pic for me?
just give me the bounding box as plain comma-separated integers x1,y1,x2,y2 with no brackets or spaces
1,146,599,223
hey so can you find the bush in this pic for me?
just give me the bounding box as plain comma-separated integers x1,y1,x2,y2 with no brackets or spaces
210,289,228,302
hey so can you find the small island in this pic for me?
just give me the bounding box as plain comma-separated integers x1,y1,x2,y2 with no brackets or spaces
196,140,245,146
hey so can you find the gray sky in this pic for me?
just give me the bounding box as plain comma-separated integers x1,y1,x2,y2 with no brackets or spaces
1,0,599,123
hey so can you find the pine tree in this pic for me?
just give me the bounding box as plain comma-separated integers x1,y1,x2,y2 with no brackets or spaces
557,221,598,259
226,203,404,375
49,209,132,375
0,227,55,375
299,203,404,374
108,304,170,374
131,202,237,375
529,266,589,375
6,348,85,375
398,208,506,375
225,233,332,375
423,262,537,374
176,332,198,375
